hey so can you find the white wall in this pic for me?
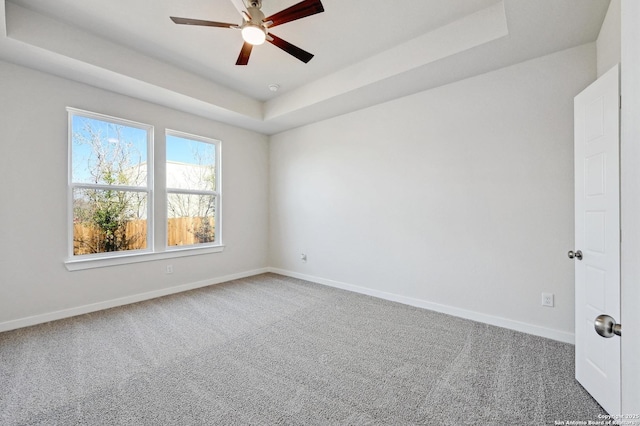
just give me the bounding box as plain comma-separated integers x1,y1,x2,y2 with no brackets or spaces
0,60,269,329
597,0,621,77
620,0,640,414
270,44,596,342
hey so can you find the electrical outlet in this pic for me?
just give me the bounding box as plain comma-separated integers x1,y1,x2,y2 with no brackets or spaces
300,253,307,263
166,265,174,274
542,293,554,307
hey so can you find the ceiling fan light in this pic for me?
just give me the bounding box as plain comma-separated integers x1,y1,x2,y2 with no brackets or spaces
242,25,266,45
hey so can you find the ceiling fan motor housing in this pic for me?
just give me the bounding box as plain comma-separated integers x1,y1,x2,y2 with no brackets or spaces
246,6,266,26
242,5,268,45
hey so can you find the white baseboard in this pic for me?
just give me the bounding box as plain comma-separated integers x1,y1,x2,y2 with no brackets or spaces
0,268,270,333
1,266,575,345
268,267,575,344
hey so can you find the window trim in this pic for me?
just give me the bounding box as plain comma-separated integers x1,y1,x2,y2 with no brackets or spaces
64,109,224,271
64,245,225,271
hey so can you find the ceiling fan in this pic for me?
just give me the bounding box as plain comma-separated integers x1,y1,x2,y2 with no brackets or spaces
170,0,325,65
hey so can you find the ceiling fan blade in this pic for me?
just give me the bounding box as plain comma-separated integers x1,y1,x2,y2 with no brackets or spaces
267,33,314,63
236,42,253,65
170,17,237,28
264,0,324,28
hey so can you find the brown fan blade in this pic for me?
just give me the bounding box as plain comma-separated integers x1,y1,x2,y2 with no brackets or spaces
264,0,324,28
236,42,253,65
170,17,237,28
267,33,314,63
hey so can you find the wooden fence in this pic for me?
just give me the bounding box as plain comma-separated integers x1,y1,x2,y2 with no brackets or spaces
73,217,215,255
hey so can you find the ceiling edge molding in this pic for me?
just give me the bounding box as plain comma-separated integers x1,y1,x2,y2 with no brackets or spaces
2,0,602,137
264,1,508,121
3,1,263,122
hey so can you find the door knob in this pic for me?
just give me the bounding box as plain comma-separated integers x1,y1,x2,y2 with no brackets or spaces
594,314,622,338
568,250,583,260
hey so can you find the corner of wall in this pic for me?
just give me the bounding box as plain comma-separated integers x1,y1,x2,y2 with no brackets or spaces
596,0,621,77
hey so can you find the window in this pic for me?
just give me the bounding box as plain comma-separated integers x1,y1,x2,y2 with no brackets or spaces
69,109,152,257
67,108,223,270
166,130,221,248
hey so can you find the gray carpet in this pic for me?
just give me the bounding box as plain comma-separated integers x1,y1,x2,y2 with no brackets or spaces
0,273,605,425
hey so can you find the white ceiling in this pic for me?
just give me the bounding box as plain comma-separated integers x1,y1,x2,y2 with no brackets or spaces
0,0,610,134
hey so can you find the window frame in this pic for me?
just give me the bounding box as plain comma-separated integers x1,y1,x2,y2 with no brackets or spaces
67,108,154,260
165,129,222,250
64,109,224,272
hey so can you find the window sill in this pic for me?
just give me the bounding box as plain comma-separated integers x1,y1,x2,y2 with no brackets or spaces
64,245,225,271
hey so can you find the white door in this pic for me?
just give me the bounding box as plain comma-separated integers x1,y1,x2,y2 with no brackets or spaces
574,64,621,415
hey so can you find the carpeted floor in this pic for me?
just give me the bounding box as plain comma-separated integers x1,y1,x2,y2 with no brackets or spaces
0,273,605,425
